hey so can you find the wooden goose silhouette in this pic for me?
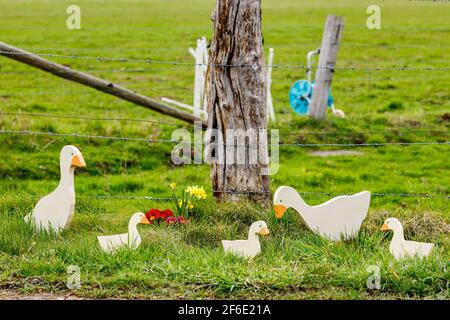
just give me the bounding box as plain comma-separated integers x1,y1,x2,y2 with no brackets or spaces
222,221,270,259
273,186,371,241
97,212,150,253
381,218,435,260
25,145,86,233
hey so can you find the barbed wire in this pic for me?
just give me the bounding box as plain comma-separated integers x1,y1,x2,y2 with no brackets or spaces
408,0,450,2
87,195,172,201
1,22,448,31
279,129,450,136
0,112,184,127
3,69,450,84
0,129,177,144
1,112,448,137
0,129,449,148
0,191,447,200
0,194,173,201
10,41,450,54
1,50,450,71
279,141,449,147
212,189,450,199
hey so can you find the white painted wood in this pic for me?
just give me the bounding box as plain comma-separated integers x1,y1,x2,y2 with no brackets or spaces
97,212,150,253
193,39,203,118
24,145,86,233
266,48,275,122
162,97,197,112
273,186,371,241
222,221,270,259
381,218,435,260
163,37,209,121
201,37,209,120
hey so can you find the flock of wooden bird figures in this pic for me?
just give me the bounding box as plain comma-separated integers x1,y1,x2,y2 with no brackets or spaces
25,145,435,261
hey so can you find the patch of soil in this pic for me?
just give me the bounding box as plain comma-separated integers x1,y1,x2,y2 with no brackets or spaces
0,289,83,300
438,113,450,122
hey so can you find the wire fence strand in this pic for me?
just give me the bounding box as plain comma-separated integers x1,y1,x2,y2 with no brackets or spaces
0,129,449,148
0,112,184,127
1,50,450,71
279,129,450,136
1,112,449,137
0,191,447,200
212,189,450,199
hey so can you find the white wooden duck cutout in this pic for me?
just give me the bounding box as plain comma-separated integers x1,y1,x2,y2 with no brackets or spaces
25,145,86,233
273,186,371,241
381,218,435,260
222,221,270,259
97,212,150,253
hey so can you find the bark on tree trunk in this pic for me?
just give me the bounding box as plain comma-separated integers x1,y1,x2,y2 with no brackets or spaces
206,0,270,205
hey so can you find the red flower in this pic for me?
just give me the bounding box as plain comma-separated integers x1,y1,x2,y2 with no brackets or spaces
177,216,190,224
166,216,178,225
145,208,175,224
162,209,174,218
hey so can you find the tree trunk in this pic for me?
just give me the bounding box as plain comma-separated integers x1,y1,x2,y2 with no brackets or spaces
206,0,270,205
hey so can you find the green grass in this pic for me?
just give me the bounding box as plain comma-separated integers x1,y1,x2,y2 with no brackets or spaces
0,0,449,299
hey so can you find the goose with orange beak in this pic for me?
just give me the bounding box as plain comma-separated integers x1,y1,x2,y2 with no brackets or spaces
222,221,270,259
380,218,435,260
273,186,371,241
25,145,86,233
97,212,151,253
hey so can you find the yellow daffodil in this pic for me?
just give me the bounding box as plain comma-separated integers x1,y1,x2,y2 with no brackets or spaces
185,186,207,200
169,182,177,191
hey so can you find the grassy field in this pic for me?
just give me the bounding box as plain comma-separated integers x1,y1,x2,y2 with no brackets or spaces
0,0,449,299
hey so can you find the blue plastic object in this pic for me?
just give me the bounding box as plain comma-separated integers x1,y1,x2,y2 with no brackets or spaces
289,80,334,115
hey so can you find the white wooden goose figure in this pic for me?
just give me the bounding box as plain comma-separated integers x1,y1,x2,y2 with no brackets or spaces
273,186,371,241
25,145,86,233
97,212,150,253
222,221,270,259
381,218,435,260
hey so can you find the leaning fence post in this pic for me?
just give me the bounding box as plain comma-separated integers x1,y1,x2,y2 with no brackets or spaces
309,15,344,120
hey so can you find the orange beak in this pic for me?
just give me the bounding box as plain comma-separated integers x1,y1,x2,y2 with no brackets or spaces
71,154,86,168
274,205,287,219
140,215,151,224
380,223,389,231
258,227,270,236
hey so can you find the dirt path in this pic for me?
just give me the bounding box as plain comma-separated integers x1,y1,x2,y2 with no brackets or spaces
0,289,83,300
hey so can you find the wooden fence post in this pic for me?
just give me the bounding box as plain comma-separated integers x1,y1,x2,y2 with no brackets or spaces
309,15,344,120
206,0,270,205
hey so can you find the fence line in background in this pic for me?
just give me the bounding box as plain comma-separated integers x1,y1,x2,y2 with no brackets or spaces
212,190,450,199
0,22,448,32
0,192,447,200
1,50,449,71
0,129,448,148
1,112,448,136
279,129,450,136
8,42,450,54
0,112,183,127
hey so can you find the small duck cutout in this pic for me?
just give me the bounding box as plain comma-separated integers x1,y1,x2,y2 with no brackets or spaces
381,218,435,260
25,145,86,233
273,186,371,241
222,221,270,259
97,212,151,253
